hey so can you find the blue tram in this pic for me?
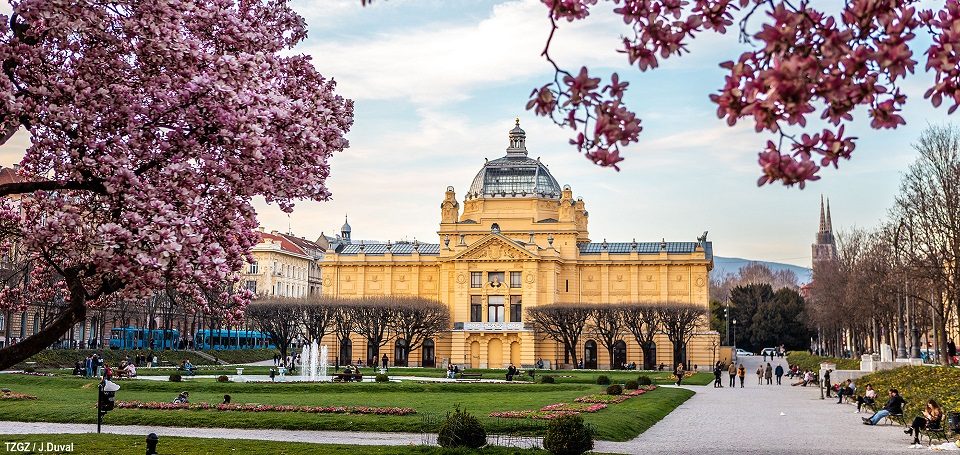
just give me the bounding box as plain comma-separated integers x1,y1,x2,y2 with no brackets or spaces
109,327,180,350
193,329,274,350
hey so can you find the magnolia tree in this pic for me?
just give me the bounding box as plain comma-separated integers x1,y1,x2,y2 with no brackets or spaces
0,0,353,369
533,0,960,185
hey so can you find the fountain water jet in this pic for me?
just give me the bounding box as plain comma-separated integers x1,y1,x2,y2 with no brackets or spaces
298,341,330,381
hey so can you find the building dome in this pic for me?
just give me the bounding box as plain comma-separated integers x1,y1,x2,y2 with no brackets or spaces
466,119,562,200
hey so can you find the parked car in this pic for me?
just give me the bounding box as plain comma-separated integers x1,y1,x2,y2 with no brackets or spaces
735,348,755,357
761,347,778,357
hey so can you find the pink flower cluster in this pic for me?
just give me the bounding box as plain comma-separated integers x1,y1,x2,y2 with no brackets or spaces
0,0,353,329
530,0,960,185
574,394,629,404
540,402,607,413
115,401,415,416
489,409,579,420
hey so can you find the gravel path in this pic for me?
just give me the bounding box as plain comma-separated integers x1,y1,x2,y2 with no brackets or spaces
0,355,937,453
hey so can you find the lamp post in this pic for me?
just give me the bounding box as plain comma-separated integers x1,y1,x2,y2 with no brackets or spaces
724,305,730,346
732,319,737,352
894,220,909,359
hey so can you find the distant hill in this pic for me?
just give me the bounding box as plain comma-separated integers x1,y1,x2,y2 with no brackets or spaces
712,256,813,284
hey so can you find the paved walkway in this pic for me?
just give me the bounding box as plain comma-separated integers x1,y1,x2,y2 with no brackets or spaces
0,355,945,453
598,355,924,454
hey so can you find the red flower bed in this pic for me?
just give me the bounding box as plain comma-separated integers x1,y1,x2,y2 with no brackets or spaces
115,401,415,415
491,385,657,419
540,402,607,413
489,410,578,420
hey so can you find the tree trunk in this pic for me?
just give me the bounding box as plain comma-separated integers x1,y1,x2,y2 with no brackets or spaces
641,342,655,370
0,278,88,370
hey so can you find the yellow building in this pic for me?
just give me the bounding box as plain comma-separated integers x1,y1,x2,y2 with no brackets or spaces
321,120,717,369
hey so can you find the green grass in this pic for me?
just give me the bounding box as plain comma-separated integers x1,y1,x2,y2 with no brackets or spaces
786,351,860,372
0,434,550,455
0,374,694,441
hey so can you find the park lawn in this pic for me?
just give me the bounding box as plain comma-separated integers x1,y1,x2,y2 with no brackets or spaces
0,434,551,455
0,374,693,441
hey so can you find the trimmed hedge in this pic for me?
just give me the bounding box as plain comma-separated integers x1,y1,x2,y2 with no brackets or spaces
637,375,652,386
786,351,859,372
857,366,960,420
543,413,594,455
624,380,639,390
168,374,182,382
437,406,486,449
595,375,610,385
606,384,623,395
375,374,389,383
540,375,556,384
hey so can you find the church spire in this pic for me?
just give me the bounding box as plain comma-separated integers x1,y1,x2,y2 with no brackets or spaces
819,195,827,233
826,198,833,232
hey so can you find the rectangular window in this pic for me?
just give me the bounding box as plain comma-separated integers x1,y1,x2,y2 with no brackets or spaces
245,280,257,294
510,296,522,322
565,279,569,292
488,272,505,287
488,295,505,323
248,261,258,274
470,296,482,322
470,272,482,288
510,271,522,288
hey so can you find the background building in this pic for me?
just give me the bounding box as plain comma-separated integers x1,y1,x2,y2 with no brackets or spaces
321,120,717,369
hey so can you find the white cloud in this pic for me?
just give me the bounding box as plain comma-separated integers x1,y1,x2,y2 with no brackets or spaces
301,0,628,105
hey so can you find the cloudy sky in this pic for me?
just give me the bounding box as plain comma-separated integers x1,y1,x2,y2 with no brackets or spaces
0,0,952,267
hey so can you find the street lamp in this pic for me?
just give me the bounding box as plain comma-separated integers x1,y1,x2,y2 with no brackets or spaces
732,319,737,351
724,305,730,346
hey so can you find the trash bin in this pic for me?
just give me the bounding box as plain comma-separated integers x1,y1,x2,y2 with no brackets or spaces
947,411,960,433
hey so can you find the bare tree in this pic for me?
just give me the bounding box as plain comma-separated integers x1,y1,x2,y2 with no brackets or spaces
619,303,661,370
387,297,450,367
588,305,625,369
246,298,301,360
349,297,396,366
299,296,337,344
526,303,592,367
656,303,707,367
894,124,960,364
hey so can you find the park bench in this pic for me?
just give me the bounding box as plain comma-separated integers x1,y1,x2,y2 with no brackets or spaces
919,424,948,446
882,413,905,426
457,372,482,381
333,373,363,382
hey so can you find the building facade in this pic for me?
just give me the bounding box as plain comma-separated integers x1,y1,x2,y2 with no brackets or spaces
320,121,717,369
240,230,314,298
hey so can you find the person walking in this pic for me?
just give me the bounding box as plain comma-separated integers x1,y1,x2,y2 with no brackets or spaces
774,364,784,385
728,362,736,387
713,362,723,388
674,362,685,386
756,366,763,385
381,353,389,370
764,363,773,385
737,364,745,388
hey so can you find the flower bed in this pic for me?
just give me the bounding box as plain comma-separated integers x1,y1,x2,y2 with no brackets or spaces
0,392,38,400
492,385,658,419
115,401,415,415
489,409,579,420
540,402,608,413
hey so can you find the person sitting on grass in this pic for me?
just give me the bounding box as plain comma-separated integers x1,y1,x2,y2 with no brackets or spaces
862,388,906,425
172,391,189,404
856,384,877,413
905,399,943,448
122,362,136,378
222,394,231,405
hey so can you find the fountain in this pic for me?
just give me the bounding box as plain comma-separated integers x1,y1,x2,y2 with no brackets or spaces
298,341,330,381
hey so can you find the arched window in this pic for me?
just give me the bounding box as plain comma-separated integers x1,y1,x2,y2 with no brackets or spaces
491,223,501,233
394,339,408,367
613,340,628,369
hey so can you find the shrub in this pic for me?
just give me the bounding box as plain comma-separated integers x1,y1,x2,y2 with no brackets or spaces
637,375,652,386
543,413,594,455
22,367,35,373
595,375,610,385
216,375,229,383
624,380,639,390
540,375,556,384
437,406,486,449
606,384,623,395
375,373,389,383
168,374,182,382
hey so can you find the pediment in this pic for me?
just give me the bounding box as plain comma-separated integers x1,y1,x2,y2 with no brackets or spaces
453,234,537,261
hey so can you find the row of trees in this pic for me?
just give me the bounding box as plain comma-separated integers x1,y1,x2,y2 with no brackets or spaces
245,296,449,364
807,125,960,363
526,302,707,369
